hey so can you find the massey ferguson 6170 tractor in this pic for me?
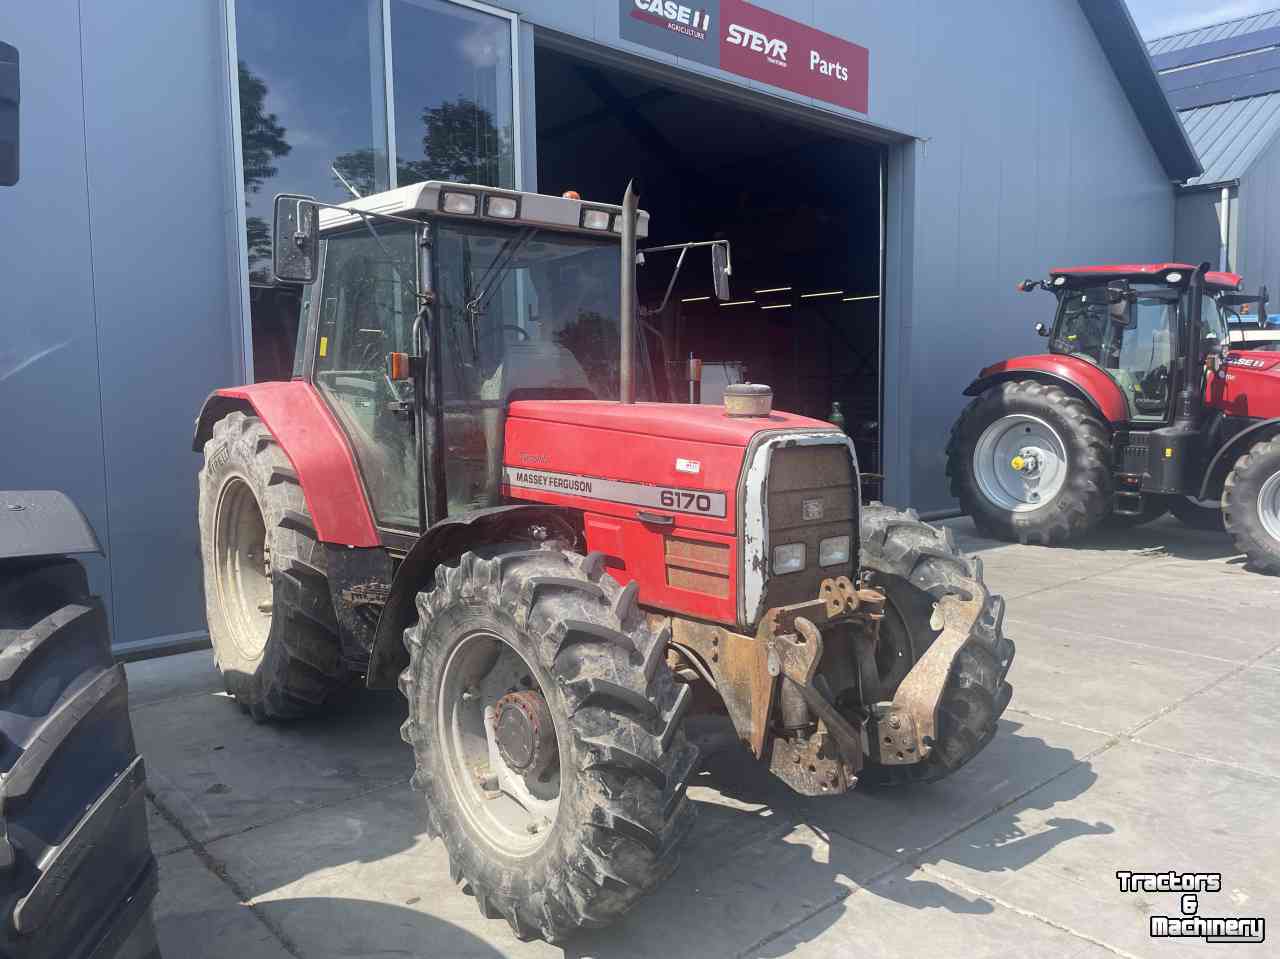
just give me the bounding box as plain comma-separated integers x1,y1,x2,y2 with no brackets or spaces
194,181,1013,942
948,263,1280,572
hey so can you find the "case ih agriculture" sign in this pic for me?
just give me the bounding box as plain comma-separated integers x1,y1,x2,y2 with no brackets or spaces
620,0,869,114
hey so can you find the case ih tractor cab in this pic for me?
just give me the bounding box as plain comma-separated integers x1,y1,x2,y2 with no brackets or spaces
948,263,1280,571
194,181,1013,941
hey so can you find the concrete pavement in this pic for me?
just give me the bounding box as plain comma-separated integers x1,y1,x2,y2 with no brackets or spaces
128,515,1280,958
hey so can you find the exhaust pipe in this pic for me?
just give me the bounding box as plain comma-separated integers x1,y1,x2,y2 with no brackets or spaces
620,180,637,404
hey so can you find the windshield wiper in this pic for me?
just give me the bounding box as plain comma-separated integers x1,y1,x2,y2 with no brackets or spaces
462,227,536,357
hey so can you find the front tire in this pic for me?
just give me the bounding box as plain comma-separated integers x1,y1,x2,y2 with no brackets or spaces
198,411,348,720
400,547,698,943
1223,438,1280,573
857,504,1015,786
947,380,1111,545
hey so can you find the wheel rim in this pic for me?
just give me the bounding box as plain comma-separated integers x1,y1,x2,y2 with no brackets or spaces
1259,471,1280,542
973,414,1069,512
213,477,272,660
436,631,561,857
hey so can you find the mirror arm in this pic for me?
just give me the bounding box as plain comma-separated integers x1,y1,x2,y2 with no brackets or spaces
653,245,689,315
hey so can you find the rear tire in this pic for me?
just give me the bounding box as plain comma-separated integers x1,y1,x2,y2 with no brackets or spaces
199,411,348,720
947,380,1111,545
1167,495,1226,532
857,505,1015,786
0,555,158,959
1223,438,1280,573
400,547,697,943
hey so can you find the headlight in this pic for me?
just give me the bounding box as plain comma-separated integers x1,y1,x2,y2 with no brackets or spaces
441,191,477,215
772,543,805,575
818,535,851,567
486,195,518,219
581,209,612,230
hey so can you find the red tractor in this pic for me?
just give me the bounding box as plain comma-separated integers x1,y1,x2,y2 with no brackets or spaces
194,182,1013,942
948,263,1280,571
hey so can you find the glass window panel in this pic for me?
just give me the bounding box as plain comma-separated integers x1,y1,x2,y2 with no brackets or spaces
390,0,516,189
234,0,390,284
314,226,419,528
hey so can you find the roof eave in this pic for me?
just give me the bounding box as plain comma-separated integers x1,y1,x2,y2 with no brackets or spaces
1076,0,1204,183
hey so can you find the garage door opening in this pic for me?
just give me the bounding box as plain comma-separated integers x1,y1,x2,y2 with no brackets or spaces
535,43,886,494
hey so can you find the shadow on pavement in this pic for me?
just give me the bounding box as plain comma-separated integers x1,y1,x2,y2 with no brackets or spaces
948,514,1240,563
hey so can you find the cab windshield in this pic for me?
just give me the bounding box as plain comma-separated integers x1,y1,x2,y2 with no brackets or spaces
1049,283,1178,420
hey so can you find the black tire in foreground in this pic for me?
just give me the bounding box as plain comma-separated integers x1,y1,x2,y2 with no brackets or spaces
0,555,159,959
1223,437,1280,574
400,547,698,943
198,411,348,720
1167,494,1227,532
947,380,1112,545
858,503,1015,787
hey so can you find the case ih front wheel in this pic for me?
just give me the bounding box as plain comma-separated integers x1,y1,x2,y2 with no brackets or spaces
400,548,697,943
1223,438,1280,573
198,412,348,720
947,380,1111,545
858,504,1015,786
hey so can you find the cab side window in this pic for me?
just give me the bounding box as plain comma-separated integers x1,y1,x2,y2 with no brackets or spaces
313,226,419,528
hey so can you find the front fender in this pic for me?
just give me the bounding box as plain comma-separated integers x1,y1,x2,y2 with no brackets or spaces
364,504,581,688
1199,417,1280,500
964,355,1128,425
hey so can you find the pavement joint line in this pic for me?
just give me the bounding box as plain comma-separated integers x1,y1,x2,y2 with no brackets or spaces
196,779,408,851
913,865,1145,959
1001,705,1113,737
145,790,306,959
1123,638,1280,739
1005,617,1261,667
1127,738,1280,783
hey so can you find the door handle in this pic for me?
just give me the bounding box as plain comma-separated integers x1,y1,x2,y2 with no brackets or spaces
636,510,675,526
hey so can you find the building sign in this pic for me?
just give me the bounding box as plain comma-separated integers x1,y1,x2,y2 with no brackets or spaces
620,0,869,113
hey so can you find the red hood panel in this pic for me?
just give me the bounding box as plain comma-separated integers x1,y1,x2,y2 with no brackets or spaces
1212,351,1280,418
506,400,834,446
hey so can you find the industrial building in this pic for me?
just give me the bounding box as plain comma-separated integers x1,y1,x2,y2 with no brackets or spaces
1,0,1200,653
1155,8,1280,304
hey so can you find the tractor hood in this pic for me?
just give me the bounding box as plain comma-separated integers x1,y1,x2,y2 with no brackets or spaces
506,399,832,445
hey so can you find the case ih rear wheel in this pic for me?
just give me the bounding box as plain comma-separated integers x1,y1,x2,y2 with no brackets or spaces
199,411,348,720
1223,438,1280,573
857,504,1015,786
1167,495,1226,532
399,547,698,943
0,555,158,959
947,380,1111,545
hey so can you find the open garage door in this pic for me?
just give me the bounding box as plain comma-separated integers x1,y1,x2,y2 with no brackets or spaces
534,42,886,495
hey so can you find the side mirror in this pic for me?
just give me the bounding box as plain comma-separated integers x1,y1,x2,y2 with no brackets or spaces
273,193,320,284
0,42,18,187
1035,322,1049,337
711,241,732,301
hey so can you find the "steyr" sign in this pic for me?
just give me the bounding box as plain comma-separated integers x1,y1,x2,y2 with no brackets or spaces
620,0,869,114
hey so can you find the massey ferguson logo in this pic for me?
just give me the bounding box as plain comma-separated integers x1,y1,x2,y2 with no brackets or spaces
632,0,713,40
726,23,788,65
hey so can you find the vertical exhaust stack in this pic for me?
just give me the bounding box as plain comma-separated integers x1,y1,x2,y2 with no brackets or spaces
620,181,637,404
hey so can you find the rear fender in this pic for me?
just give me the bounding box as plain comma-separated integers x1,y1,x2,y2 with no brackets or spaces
964,355,1128,424
364,505,582,689
1199,418,1280,500
193,382,379,547
0,491,101,560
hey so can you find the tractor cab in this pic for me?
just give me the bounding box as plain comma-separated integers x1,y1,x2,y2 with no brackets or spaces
273,182,729,528
1026,264,1257,423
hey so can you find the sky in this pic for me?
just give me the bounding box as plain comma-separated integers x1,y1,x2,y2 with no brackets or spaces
1127,0,1278,39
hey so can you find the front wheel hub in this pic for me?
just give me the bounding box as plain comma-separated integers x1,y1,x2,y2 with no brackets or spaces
495,690,556,779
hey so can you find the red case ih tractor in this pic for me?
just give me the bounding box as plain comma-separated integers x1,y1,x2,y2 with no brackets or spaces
948,263,1280,571
194,181,1013,941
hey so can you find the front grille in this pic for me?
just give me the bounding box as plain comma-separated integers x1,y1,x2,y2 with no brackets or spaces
1122,431,1151,476
759,444,856,611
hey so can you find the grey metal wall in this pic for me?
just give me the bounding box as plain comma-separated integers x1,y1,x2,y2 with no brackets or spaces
0,2,245,654
1238,138,1280,303
1174,188,1236,274
505,0,1177,511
